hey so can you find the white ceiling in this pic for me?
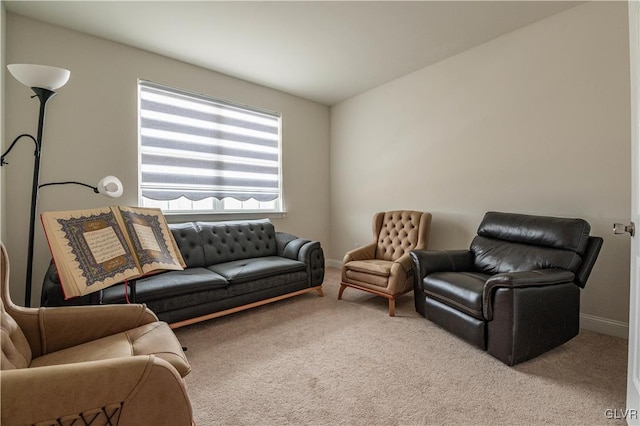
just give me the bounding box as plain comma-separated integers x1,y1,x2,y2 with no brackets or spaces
4,1,583,105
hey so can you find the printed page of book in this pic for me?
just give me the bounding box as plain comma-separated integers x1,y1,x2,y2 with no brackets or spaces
41,207,141,298
115,206,186,275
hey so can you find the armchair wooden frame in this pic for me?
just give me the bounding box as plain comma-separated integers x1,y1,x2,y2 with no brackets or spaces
339,210,432,316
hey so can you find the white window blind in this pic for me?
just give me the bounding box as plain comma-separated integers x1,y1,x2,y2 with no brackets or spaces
138,81,282,212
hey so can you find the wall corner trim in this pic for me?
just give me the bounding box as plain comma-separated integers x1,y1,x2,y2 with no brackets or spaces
326,259,343,269
580,313,629,339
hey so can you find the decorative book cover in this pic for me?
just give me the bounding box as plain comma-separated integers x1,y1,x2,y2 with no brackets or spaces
41,206,185,299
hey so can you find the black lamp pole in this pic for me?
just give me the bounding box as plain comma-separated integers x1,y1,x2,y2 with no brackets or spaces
1,87,56,307
25,88,56,307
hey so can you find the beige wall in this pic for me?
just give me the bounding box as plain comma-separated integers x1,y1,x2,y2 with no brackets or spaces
1,4,6,244
4,14,330,306
330,2,632,329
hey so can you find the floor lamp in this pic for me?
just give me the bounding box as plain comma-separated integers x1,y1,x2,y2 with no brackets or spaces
1,64,123,307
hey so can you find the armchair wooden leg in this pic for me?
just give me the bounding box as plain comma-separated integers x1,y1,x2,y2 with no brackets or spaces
338,283,347,300
315,287,324,297
339,282,404,317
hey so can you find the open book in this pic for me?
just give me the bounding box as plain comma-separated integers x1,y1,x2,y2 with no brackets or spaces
41,206,185,299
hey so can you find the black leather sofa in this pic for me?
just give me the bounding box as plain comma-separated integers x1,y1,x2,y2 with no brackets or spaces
41,219,325,327
410,211,603,365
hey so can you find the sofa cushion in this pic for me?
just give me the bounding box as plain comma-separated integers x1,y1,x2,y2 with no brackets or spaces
208,256,306,284
343,260,393,288
150,271,310,323
102,268,228,303
344,260,392,278
423,271,490,320
198,219,278,265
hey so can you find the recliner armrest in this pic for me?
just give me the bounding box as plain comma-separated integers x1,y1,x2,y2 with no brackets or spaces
36,304,158,355
410,249,474,280
483,268,575,320
1,356,193,426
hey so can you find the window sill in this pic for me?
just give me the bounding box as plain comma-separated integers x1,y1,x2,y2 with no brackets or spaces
163,210,287,223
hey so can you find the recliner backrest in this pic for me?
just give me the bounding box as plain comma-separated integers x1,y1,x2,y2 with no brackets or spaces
470,211,592,276
1,246,32,370
0,303,32,370
374,211,430,261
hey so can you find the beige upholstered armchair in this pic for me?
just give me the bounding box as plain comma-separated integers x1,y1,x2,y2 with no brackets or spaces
0,242,194,426
339,211,432,316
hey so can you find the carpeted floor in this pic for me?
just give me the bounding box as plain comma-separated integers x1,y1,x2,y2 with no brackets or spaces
174,268,628,426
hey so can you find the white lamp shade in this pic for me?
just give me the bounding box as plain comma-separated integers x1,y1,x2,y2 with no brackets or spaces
97,175,124,198
7,64,70,91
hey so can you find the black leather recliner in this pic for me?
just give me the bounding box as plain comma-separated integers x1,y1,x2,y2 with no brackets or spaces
410,211,603,365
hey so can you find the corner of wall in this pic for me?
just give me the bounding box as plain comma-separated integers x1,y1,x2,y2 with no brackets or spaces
580,313,630,339
1,3,6,244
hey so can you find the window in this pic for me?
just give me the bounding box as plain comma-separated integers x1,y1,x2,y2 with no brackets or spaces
138,81,282,213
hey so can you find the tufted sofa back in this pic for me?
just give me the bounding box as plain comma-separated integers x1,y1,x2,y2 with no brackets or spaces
170,222,207,268
374,211,431,261
169,219,278,268
198,219,277,265
470,211,591,276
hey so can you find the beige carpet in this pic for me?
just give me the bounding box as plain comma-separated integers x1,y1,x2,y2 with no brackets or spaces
175,268,628,426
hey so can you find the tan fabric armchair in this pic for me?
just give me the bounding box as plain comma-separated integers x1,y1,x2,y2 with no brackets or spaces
0,242,194,426
339,211,432,316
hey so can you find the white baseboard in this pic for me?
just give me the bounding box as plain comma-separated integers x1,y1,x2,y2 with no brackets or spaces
325,259,629,339
326,259,342,269
580,313,629,339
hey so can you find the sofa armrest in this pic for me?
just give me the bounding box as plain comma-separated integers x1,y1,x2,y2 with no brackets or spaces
299,241,325,286
276,232,310,259
410,250,474,280
36,304,158,354
276,232,325,287
1,356,193,426
483,268,576,321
